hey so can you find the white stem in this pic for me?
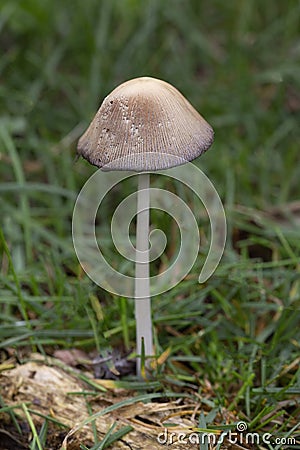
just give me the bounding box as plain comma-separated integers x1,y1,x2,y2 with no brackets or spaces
135,173,153,376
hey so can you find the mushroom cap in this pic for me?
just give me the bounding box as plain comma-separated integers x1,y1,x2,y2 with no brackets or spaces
77,77,214,171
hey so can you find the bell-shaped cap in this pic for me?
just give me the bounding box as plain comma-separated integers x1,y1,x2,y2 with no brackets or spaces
77,77,214,171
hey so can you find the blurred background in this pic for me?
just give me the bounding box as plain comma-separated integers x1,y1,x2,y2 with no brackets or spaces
1,1,299,202
0,0,299,412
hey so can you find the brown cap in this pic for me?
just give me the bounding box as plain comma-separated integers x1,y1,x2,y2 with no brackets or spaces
77,77,214,171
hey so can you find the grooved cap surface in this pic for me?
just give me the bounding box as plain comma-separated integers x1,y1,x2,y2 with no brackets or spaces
78,77,214,171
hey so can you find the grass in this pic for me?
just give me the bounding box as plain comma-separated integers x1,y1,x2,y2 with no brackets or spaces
0,0,300,448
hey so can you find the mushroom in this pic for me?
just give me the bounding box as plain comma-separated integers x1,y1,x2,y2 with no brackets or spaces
77,76,214,376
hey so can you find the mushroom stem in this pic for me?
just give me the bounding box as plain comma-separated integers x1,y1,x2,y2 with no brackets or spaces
135,173,153,376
